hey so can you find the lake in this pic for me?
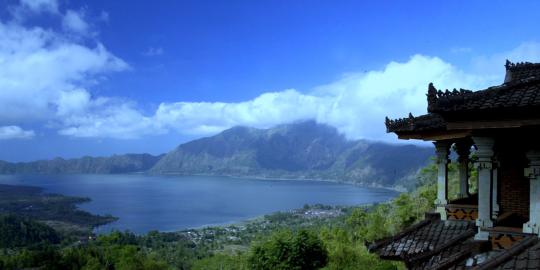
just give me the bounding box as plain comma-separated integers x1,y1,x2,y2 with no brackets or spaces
0,174,398,234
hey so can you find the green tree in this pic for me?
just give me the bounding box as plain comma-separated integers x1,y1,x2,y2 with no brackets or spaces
248,229,328,270
0,215,60,248
193,253,248,270
320,228,398,270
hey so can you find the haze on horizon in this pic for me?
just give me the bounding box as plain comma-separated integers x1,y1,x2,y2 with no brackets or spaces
1,0,540,162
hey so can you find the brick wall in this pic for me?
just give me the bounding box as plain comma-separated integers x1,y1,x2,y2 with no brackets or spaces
498,149,529,219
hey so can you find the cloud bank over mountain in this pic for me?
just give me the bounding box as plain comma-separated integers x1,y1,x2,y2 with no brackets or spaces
1,0,540,142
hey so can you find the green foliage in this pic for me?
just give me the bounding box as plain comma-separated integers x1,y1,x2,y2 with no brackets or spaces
0,184,116,241
264,211,295,223
320,228,398,270
415,157,438,188
0,245,63,270
192,253,248,270
0,214,60,248
345,160,440,242
97,230,138,245
248,229,328,270
0,240,169,270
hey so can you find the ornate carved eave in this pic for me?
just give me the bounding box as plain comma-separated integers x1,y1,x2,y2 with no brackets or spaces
385,113,446,133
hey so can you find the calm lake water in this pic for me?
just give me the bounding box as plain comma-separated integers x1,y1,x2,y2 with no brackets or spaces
0,174,397,234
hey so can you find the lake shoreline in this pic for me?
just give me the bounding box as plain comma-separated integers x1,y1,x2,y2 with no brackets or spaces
0,171,405,192
149,172,406,193
0,174,399,234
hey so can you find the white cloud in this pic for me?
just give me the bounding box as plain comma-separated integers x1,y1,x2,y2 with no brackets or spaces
471,42,540,80
152,55,491,141
0,20,128,123
2,1,540,142
62,9,89,34
0,126,35,140
0,4,131,139
58,100,164,139
20,0,59,14
155,89,325,135
148,43,540,141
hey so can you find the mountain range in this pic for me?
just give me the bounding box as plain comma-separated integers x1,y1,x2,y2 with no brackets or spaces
0,121,434,189
0,154,163,174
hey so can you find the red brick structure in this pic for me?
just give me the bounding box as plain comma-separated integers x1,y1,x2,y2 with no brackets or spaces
370,61,540,269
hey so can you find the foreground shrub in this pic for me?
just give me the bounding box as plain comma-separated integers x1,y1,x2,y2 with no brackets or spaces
248,229,328,270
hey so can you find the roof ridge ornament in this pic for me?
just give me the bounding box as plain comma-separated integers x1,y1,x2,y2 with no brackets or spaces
504,60,540,83
505,59,514,69
427,83,438,112
427,83,473,112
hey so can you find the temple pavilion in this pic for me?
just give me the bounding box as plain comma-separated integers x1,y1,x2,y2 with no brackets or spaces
369,61,540,269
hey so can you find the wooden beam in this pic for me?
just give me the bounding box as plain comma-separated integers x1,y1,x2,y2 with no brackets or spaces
447,119,540,130
397,130,472,141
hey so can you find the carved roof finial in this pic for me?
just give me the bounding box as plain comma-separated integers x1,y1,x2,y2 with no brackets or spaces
505,59,514,70
428,82,437,93
427,83,438,112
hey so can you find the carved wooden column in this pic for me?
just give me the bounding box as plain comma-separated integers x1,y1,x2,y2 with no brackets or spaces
523,150,540,235
434,141,450,220
456,141,471,199
473,137,495,240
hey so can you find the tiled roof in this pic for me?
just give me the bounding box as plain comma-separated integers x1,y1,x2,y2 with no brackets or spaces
385,61,540,134
492,238,540,270
428,77,540,113
504,61,540,83
408,233,480,270
385,113,446,133
369,217,475,259
368,213,540,270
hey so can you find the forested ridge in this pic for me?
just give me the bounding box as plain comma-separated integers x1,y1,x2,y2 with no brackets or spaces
0,121,432,189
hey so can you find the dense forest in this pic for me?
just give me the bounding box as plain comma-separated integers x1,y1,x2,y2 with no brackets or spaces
0,159,474,269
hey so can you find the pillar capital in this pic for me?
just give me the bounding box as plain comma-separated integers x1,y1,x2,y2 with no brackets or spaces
475,161,493,170
433,140,450,220
455,140,472,163
472,137,495,158
525,150,540,179
433,141,450,164
433,140,451,151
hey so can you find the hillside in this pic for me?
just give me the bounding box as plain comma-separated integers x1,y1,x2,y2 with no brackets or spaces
0,153,163,174
150,121,433,187
0,121,433,188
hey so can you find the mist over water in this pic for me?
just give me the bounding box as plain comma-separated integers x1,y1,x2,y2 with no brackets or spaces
0,174,397,234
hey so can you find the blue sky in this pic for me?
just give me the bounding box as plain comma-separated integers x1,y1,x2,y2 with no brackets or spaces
1,0,540,161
